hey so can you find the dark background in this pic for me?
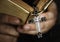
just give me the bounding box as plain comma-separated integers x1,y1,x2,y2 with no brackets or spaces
55,0,60,25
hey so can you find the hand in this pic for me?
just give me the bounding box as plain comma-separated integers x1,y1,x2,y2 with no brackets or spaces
17,2,57,35
0,14,20,37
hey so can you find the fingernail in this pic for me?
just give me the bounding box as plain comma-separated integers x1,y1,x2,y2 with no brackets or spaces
23,25,30,30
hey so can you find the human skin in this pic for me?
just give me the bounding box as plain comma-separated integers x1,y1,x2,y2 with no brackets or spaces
0,14,20,42
17,2,57,35
0,1,57,42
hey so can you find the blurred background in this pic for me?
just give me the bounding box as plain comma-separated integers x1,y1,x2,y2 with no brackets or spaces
55,0,60,25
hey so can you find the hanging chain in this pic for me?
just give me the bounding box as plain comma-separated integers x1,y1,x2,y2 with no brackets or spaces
32,0,53,38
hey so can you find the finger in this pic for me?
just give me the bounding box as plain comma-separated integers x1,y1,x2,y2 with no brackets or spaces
17,12,56,35
39,12,55,21
0,14,21,25
17,22,45,35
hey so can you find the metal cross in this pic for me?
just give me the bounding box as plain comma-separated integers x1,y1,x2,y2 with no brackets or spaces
33,7,42,38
